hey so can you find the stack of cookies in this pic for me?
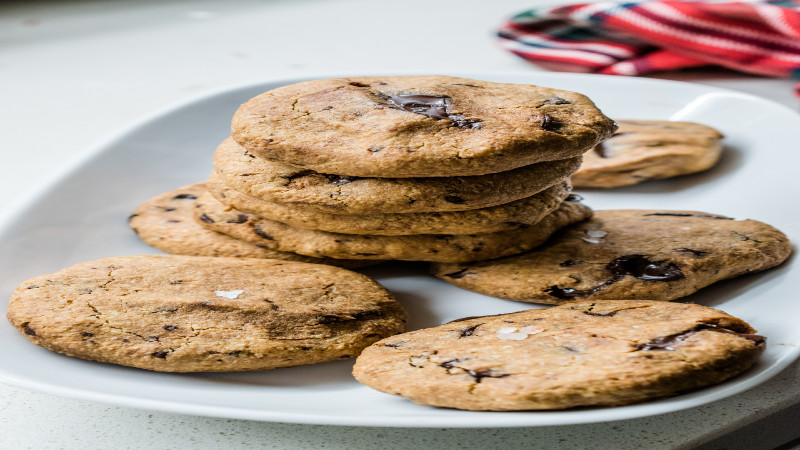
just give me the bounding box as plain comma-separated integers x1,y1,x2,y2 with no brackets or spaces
172,75,616,263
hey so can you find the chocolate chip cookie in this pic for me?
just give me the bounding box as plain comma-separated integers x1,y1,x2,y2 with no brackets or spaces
207,172,571,235
352,300,765,410
213,137,582,214
194,192,593,262
432,210,791,304
231,75,616,177
128,183,377,268
7,255,406,372
572,120,723,188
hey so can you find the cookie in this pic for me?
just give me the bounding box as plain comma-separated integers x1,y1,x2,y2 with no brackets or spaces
128,183,377,268
571,120,723,188
352,300,765,410
194,192,593,262
213,137,582,214
7,255,406,372
207,173,571,235
432,210,791,304
231,75,616,177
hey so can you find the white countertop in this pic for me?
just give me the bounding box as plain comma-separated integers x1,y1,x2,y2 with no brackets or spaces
2,1,799,448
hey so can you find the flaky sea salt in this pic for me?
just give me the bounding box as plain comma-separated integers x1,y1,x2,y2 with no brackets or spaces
519,325,544,335
496,325,545,340
215,289,244,299
582,229,607,244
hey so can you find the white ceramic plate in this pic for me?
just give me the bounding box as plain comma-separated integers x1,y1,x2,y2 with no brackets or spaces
0,73,797,427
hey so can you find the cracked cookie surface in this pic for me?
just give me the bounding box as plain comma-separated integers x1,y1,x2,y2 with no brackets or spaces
231,75,616,177
352,300,765,410
432,210,791,304
213,137,582,214
572,120,724,188
7,255,406,372
128,183,377,268
207,172,571,235
193,192,593,262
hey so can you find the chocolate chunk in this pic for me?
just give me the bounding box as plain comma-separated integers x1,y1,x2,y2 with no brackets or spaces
285,170,314,182
151,351,169,358
226,214,249,224
460,324,481,337
443,268,470,279
81,332,94,337
564,194,584,202
560,259,579,267
677,248,710,257
594,142,610,158
198,213,215,223
252,225,275,241
128,213,139,221
444,195,467,204
541,115,563,132
163,325,177,331
583,310,618,317
325,174,360,185
24,326,36,336
543,97,571,105
172,193,197,200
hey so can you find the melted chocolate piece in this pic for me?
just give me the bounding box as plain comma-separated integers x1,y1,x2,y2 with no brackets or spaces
645,212,732,220
24,326,36,336
546,255,684,299
377,94,482,129
607,255,684,281
198,213,215,223
636,324,765,351
151,351,169,358
227,214,249,224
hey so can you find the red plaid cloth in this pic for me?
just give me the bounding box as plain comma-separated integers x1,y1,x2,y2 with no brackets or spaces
498,1,800,91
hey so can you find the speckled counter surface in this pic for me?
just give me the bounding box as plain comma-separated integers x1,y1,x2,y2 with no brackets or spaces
2,1,799,448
